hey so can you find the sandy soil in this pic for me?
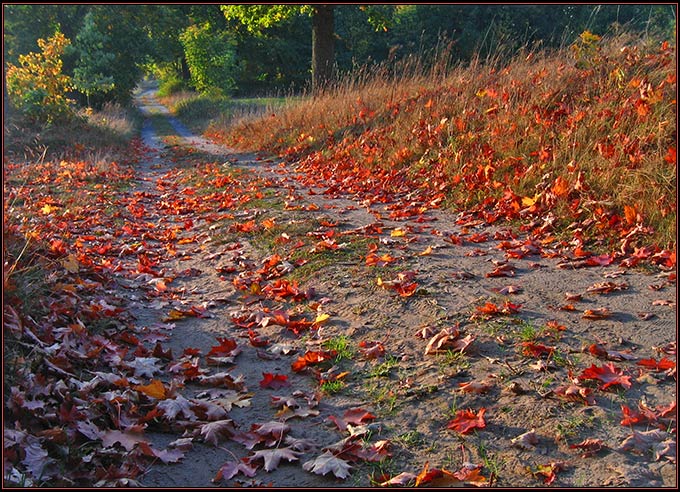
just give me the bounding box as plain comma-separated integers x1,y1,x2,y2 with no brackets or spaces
126,85,676,488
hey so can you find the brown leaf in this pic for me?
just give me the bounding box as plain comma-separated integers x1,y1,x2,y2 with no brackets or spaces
101,429,147,451
458,380,492,394
328,408,376,431
511,429,539,450
618,429,669,456
569,438,606,458
582,307,612,320
377,472,416,486
200,419,236,446
246,447,301,472
213,461,258,482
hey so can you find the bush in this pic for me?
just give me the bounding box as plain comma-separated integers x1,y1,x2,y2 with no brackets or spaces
157,75,188,97
5,32,74,123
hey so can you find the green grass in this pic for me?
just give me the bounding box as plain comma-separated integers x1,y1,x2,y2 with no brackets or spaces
320,380,345,395
366,355,400,378
322,335,355,362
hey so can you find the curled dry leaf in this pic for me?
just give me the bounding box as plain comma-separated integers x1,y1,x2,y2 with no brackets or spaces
378,472,416,487
458,380,493,394
511,429,539,450
569,438,606,457
582,307,612,320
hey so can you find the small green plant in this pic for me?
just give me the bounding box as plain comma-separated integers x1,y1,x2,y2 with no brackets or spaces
437,349,470,376
516,320,538,342
443,395,459,418
394,430,422,448
367,355,399,378
556,414,595,439
478,440,504,482
322,335,355,362
320,380,345,395
364,381,399,415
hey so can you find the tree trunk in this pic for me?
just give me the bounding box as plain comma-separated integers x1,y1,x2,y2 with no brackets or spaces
311,5,334,95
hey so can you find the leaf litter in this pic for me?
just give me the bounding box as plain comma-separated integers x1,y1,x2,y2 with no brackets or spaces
3,86,675,488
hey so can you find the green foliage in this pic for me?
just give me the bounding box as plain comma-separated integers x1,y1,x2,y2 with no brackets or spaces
157,74,188,97
71,12,115,107
221,5,303,35
179,22,238,95
5,32,74,123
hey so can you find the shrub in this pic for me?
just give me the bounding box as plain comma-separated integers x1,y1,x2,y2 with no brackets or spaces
5,32,74,123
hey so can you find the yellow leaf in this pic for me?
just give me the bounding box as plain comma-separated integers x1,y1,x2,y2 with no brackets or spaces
314,313,331,325
419,246,433,256
163,309,187,321
41,204,57,214
134,379,167,399
391,228,406,237
522,196,537,207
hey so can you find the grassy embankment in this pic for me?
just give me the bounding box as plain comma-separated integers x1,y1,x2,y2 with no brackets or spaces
198,33,676,254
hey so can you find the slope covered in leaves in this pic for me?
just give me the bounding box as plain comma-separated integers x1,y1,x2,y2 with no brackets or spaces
212,33,676,256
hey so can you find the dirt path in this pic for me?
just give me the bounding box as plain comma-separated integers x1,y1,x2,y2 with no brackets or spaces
126,88,675,487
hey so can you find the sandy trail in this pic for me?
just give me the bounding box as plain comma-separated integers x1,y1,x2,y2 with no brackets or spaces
127,85,675,487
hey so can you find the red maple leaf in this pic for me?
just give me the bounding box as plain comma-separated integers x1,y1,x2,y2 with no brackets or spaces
579,362,632,390
259,373,291,390
446,408,487,434
521,342,555,358
636,357,676,372
207,337,238,357
328,408,376,431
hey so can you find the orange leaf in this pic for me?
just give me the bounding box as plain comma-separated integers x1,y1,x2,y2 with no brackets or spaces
551,176,569,197
134,379,167,399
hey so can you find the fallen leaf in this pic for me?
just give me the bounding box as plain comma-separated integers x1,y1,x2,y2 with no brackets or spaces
511,429,539,450
246,447,301,472
259,372,291,389
618,429,669,456
637,357,676,372
458,380,492,394
213,461,258,482
446,407,486,434
529,461,566,485
303,451,352,479
579,362,632,390
582,307,612,320
328,408,376,431
200,419,236,446
377,471,416,486
101,429,147,451
133,379,167,399
569,438,606,457
157,395,197,420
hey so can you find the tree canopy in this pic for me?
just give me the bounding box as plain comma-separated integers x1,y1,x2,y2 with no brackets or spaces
3,3,676,108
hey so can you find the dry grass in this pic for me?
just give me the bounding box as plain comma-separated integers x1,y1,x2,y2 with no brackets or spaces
4,102,140,164
213,33,676,250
